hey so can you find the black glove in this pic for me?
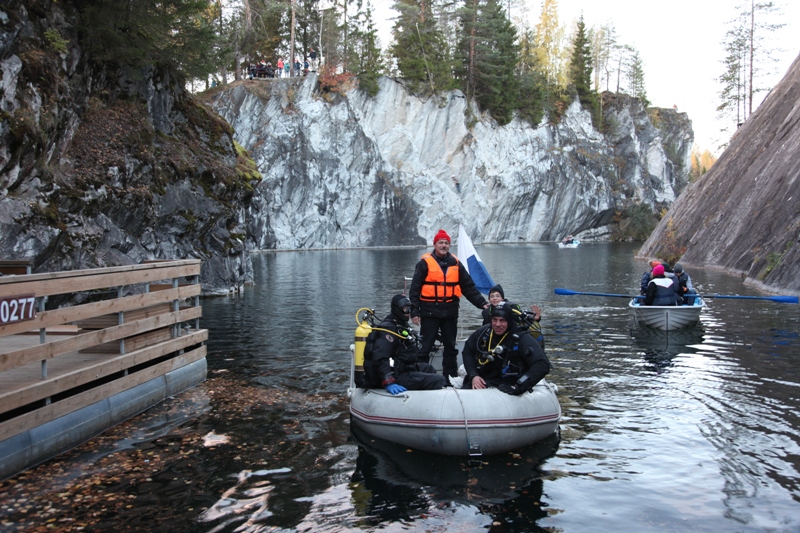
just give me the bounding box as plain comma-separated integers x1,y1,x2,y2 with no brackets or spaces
497,383,524,395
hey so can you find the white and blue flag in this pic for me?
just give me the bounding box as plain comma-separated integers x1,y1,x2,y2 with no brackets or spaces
457,224,495,294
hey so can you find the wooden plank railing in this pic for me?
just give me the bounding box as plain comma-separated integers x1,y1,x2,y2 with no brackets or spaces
0,260,207,442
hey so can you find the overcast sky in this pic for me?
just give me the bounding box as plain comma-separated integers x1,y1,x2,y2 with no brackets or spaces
371,1,799,154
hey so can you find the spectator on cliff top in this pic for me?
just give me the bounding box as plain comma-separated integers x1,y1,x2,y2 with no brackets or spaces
309,48,317,70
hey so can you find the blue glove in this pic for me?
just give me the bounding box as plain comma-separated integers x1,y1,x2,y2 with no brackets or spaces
386,383,407,395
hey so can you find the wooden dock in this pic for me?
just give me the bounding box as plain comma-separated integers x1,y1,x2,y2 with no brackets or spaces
0,260,208,480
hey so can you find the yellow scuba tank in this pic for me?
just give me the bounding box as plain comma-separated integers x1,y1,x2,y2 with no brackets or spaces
353,309,373,388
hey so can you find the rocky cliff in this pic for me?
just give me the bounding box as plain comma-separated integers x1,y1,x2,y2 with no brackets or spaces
205,79,692,248
637,54,800,295
2,1,694,294
0,0,259,294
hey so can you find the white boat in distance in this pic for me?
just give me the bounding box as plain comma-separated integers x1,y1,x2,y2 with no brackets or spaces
628,296,706,331
349,383,561,456
558,239,580,248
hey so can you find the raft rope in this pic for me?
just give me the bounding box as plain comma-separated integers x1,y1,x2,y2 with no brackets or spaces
450,385,481,456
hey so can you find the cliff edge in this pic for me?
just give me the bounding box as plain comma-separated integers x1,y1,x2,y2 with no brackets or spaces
637,53,800,295
0,0,259,293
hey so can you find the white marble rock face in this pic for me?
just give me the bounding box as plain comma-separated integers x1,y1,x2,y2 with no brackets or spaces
210,76,691,249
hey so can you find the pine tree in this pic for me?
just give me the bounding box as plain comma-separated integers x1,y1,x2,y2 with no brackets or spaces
717,0,784,132
717,22,748,128
626,47,648,106
567,15,598,119
349,0,384,96
517,27,546,125
390,0,454,93
76,0,219,79
457,0,480,99
455,0,519,124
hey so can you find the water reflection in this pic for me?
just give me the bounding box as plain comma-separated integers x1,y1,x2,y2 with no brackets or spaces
349,423,559,528
629,325,706,371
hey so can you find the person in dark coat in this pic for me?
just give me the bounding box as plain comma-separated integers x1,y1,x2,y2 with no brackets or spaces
462,302,551,394
482,284,544,349
409,229,488,379
364,295,447,394
673,263,696,304
640,260,661,295
644,264,681,306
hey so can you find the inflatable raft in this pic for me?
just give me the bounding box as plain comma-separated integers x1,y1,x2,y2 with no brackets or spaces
349,307,561,456
348,382,560,456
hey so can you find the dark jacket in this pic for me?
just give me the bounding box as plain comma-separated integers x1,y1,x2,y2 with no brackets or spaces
364,315,419,388
640,271,651,295
462,322,551,389
644,276,680,306
675,271,693,293
409,252,487,319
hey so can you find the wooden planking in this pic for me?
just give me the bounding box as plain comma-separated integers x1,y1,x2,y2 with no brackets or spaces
0,284,200,338
0,261,201,299
79,327,174,354
0,259,200,286
17,325,81,336
0,330,208,413
0,307,202,372
0,345,207,442
148,283,193,292
0,351,107,393
75,303,173,330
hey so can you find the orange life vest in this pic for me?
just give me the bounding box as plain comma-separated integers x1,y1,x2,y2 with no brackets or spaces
419,253,462,303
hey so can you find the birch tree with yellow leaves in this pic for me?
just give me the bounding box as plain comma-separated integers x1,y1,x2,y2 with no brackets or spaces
533,0,567,88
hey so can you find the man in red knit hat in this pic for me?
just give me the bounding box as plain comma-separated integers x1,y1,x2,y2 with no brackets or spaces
409,229,489,380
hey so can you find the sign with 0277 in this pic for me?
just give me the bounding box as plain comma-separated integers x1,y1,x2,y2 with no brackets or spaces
0,294,36,325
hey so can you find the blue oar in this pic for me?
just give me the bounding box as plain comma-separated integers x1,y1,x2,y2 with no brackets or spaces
554,287,798,304
554,288,642,299
702,294,798,304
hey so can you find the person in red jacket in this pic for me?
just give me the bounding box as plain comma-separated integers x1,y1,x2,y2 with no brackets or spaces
409,229,488,379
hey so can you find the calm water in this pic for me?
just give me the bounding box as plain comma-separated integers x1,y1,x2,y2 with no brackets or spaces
194,243,800,532
9,243,800,532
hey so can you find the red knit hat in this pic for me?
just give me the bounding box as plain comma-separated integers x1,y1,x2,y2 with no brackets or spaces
652,264,665,277
433,229,451,244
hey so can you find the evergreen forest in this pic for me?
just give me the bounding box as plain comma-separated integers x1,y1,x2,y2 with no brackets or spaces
73,0,655,127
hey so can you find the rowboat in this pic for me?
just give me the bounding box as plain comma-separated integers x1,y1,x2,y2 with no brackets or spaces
628,296,705,331
348,381,561,456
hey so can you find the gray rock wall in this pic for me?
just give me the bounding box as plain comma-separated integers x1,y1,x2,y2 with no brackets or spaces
208,77,692,248
638,54,800,294
0,0,257,294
